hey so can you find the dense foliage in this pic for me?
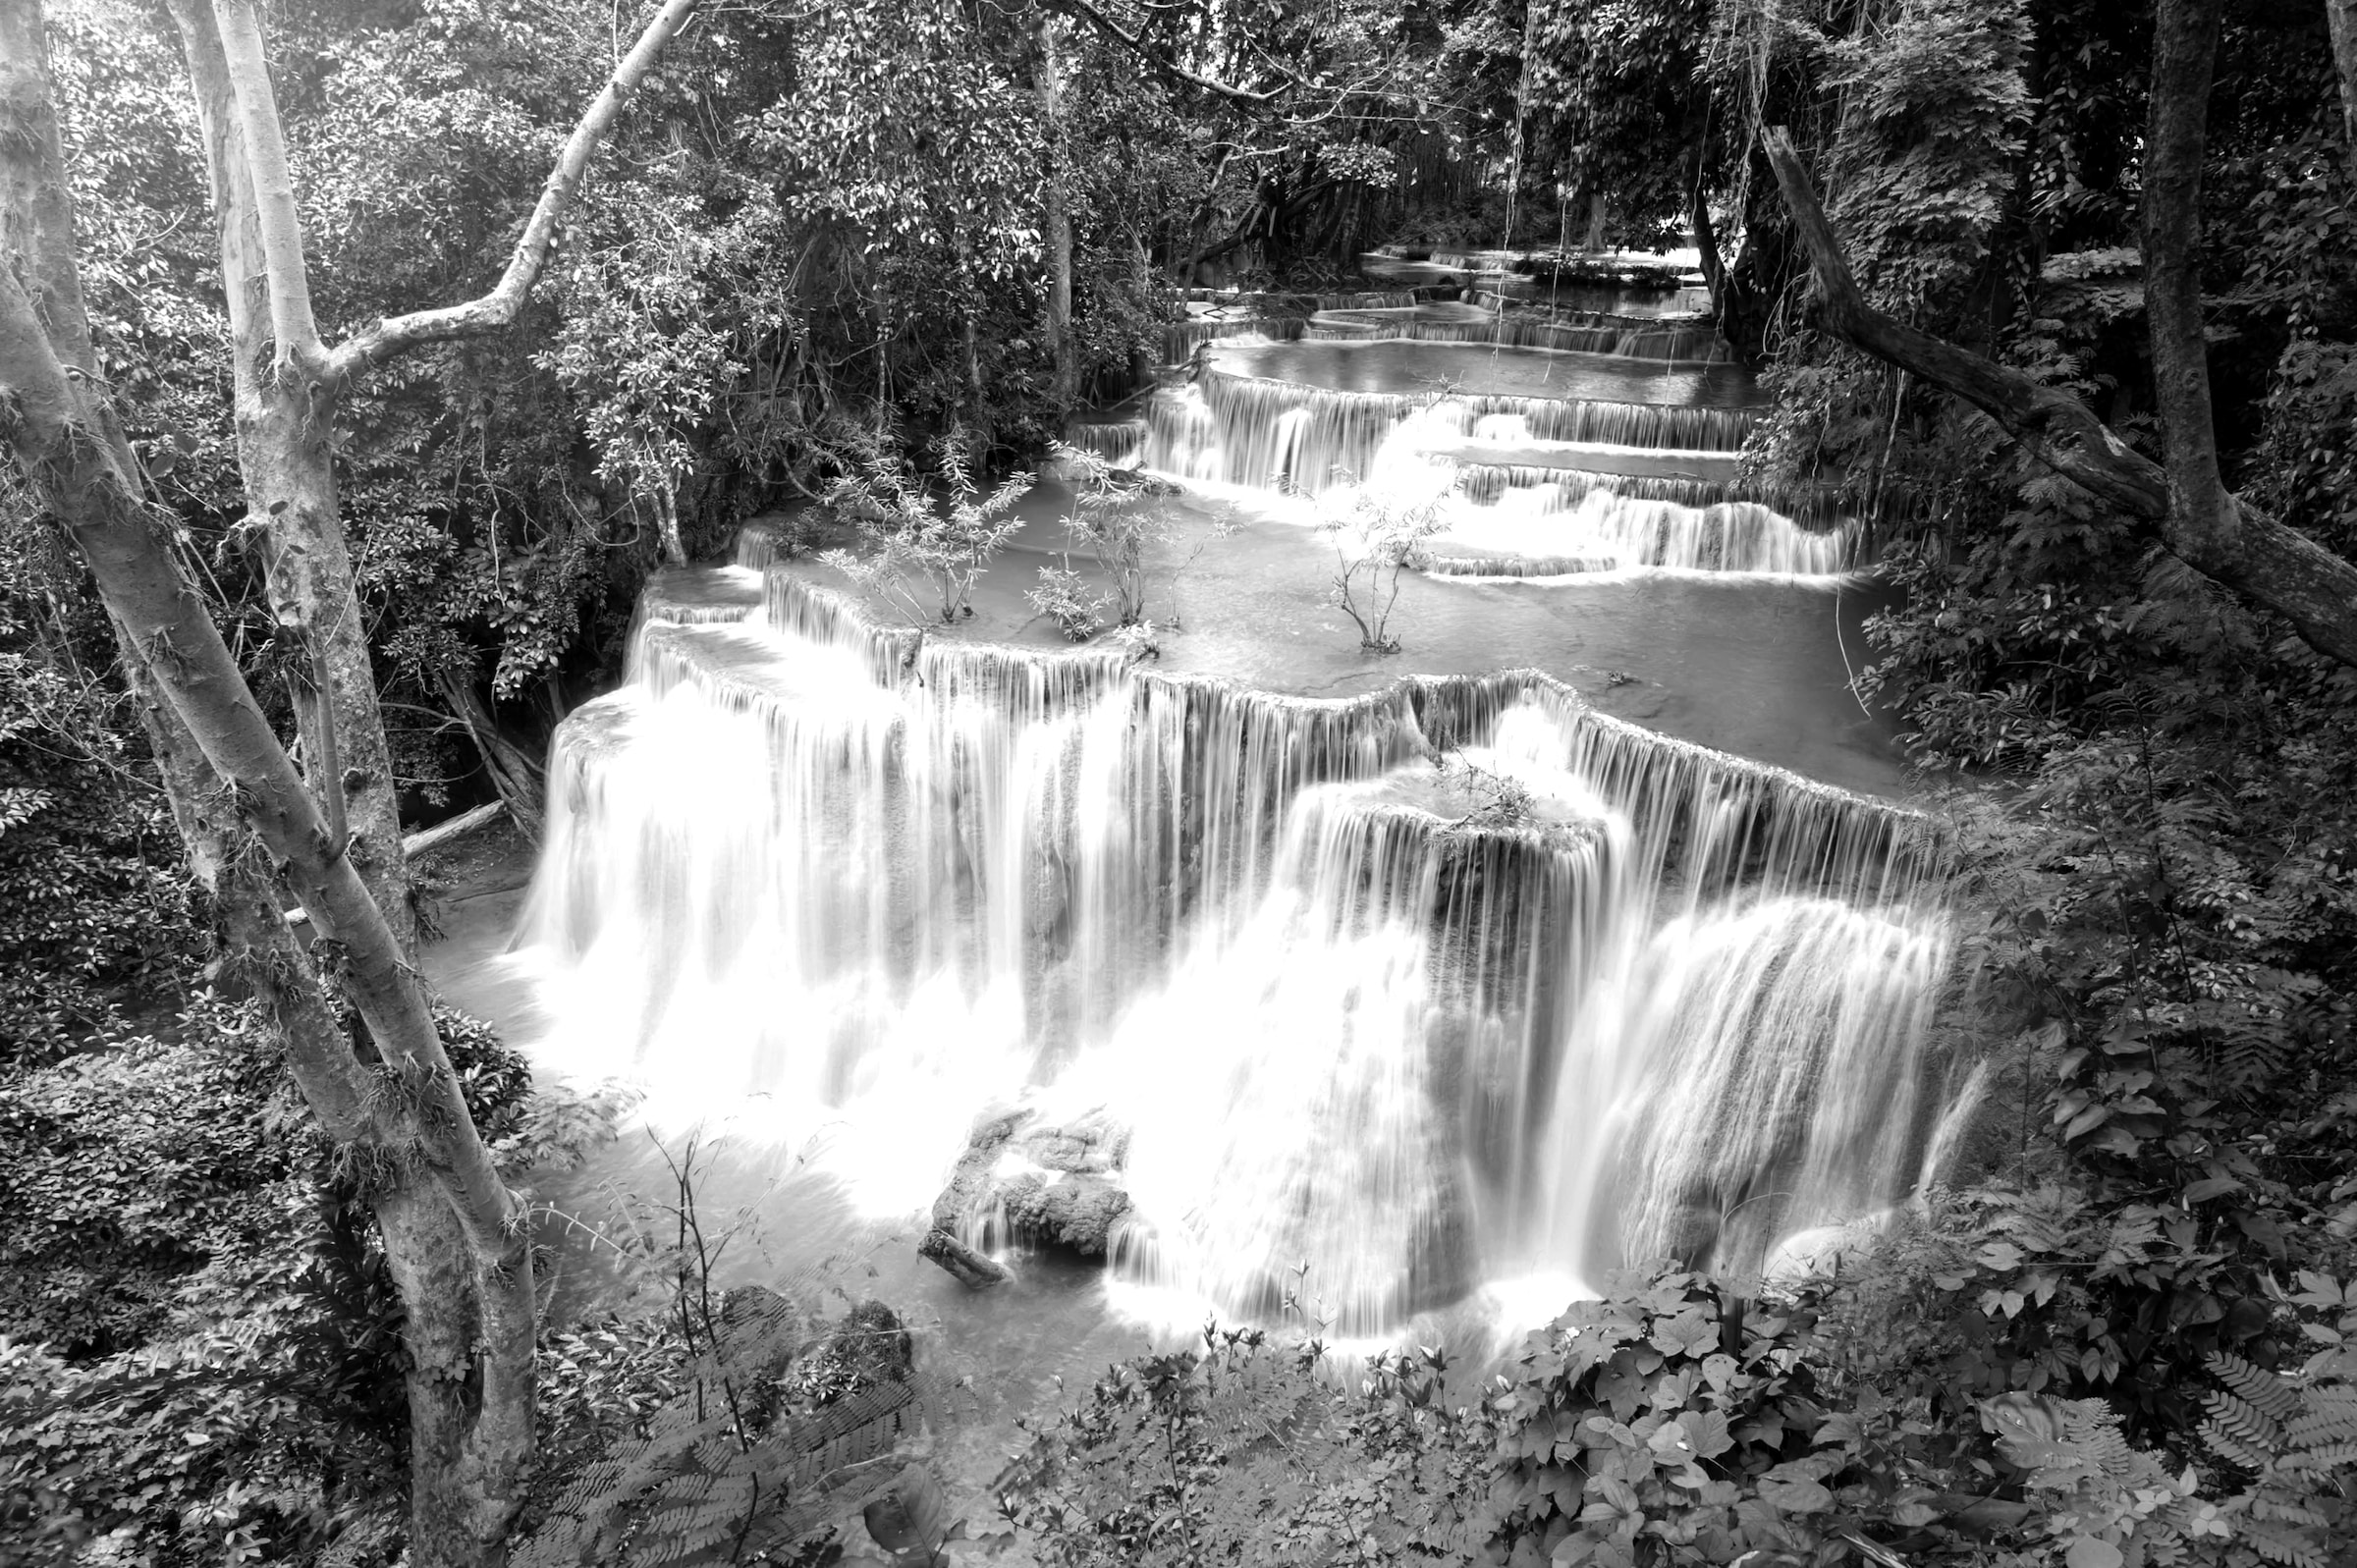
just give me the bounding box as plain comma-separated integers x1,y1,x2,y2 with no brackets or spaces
1005,1258,2355,1567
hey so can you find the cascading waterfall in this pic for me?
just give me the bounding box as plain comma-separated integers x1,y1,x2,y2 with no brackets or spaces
1140,370,1761,494
1426,494,1860,576
513,556,1953,1336
1109,319,1877,576
1309,307,1730,363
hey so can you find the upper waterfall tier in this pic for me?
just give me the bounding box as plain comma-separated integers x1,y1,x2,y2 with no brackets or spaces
1143,370,1763,498
1307,305,1730,364
1210,340,1760,409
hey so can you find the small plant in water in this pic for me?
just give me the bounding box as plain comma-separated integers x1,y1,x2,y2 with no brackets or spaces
1025,560,1106,641
819,422,1030,626
1021,443,1237,643
1436,749,1537,831
1315,474,1452,654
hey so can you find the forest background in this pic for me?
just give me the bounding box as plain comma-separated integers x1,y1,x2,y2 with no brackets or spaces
1,0,2354,1565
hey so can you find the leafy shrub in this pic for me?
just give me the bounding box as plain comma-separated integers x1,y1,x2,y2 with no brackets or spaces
0,546,203,1066
1002,1325,1485,1565
0,997,292,1358
1026,563,1108,642
820,426,1031,627
2192,1274,2357,1568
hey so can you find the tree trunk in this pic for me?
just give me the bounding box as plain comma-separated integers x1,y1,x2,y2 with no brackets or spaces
170,0,415,948
0,127,538,1568
436,673,546,838
2329,0,2357,179
1760,111,2357,668
6,4,704,1561
1038,18,1078,408
2142,0,2238,568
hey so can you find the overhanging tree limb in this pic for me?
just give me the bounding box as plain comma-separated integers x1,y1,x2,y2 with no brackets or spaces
325,0,705,384
1042,0,1281,107
1759,117,2357,668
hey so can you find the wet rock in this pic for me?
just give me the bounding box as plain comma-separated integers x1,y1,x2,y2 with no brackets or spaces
1663,1204,1724,1269
716,1284,805,1377
918,1106,1133,1282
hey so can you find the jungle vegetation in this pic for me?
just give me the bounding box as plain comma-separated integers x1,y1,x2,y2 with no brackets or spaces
1,0,2353,1564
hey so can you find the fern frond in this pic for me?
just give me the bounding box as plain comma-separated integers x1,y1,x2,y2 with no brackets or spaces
2207,1353,2301,1423
2199,1418,2273,1473
786,1378,916,1476
2203,1389,2287,1450
2277,1441,2357,1472
2060,1400,2137,1477
741,1456,907,1557
2282,1397,2357,1450
2236,1519,2326,1568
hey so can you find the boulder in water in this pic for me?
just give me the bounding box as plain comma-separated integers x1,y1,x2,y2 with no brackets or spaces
921,1106,1133,1273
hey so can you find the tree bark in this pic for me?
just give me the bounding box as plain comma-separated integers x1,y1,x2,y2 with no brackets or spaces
1038,18,1078,408
2329,0,2357,179
6,3,703,1560
0,53,536,1568
170,0,416,948
436,674,546,838
1759,120,2357,667
2142,0,2237,568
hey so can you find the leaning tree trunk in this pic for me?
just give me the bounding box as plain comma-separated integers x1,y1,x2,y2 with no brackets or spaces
1758,7,2357,668
436,673,546,838
3,3,705,1562
0,144,539,1568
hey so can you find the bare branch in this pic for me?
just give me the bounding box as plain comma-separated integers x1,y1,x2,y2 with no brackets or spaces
324,0,705,385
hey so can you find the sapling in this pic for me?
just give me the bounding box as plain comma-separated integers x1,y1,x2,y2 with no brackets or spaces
820,424,1030,626
1034,442,1238,639
1314,472,1453,654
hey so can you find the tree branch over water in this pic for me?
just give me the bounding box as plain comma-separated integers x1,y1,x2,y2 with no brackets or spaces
1760,91,2357,668
325,0,705,385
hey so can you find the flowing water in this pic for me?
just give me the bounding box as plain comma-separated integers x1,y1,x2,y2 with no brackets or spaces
490,278,1950,1407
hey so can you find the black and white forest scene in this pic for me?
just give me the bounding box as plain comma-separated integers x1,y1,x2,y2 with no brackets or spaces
4,0,2356,1563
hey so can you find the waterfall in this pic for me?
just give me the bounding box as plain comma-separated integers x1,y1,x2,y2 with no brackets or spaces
1140,371,1763,494
1124,343,1871,578
1067,418,1146,467
1426,493,1861,574
1308,309,1731,363
514,560,1952,1332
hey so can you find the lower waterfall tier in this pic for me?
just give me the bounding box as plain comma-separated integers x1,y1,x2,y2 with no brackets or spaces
508,568,1955,1336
